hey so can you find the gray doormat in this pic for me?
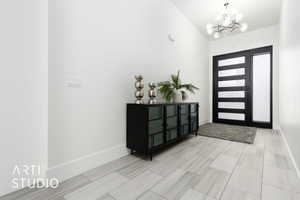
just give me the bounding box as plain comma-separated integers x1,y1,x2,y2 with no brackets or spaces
198,123,257,144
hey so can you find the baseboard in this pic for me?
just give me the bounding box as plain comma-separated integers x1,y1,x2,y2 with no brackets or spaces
47,144,128,182
279,129,300,178
199,120,210,126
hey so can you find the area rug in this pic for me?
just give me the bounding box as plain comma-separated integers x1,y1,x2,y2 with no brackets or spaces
198,123,257,144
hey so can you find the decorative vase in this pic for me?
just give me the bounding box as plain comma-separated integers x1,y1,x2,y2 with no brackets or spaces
148,83,157,104
134,75,144,104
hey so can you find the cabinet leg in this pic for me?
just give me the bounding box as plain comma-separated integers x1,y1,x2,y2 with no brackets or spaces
150,153,152,161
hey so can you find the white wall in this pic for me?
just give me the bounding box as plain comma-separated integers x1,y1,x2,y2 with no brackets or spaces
48,0,209,181
209,25,280,129
279,0,300,172
0,0,48,196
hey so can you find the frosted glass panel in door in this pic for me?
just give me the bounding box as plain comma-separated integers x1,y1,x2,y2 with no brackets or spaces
218,91,245,98
218,79,245,87
218,113,245,120
253,54,271,122
218,57,245,67
218,68,245,77
218,102,245,109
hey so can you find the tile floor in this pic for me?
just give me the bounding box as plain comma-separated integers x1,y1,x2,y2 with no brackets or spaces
2,129,300,200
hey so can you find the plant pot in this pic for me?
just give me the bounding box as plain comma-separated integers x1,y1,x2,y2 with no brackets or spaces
173,90,182,103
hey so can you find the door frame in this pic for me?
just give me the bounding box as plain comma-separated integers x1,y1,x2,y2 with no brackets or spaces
212,46,273,129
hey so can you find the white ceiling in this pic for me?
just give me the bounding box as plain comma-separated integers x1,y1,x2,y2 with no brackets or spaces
171,0,282,39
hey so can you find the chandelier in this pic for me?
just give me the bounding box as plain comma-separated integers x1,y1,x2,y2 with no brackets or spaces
207,1,248,39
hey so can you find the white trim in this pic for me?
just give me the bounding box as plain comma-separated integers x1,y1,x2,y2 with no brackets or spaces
47,144,128,182
199,120,210,126
279,129,300,178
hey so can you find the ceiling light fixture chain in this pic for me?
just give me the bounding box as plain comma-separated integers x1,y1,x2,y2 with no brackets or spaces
207,0,248,39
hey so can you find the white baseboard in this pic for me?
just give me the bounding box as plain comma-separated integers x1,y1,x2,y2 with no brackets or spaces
279,129,300,178
47,144,128,182
199,120,210,126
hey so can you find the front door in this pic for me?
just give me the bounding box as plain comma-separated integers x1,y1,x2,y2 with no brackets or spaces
213,46,273,128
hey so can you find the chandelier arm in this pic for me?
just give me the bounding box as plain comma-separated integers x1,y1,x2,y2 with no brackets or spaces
230,26,238,32
213,27,227,33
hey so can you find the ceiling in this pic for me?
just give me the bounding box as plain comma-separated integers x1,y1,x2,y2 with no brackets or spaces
171,0,282,39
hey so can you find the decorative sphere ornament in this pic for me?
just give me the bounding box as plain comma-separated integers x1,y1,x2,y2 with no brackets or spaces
148,83,157,104
134,75,144,104
135,81,144,90
135,91,144,98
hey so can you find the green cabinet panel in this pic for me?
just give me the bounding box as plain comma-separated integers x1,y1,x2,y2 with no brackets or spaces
148,106,163,120
180,104,189,115
190,104,197,113
166,129,178,141
148,119,163,135
166,105,177,117
149,133,164,148
191,112,197,122
180,124,190,136
180,114,189,125
166,116,178,129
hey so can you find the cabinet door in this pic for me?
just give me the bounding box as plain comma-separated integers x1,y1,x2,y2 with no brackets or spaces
149,132,164,148
148,119,164,135
148,106,163,120
180,114,189,125
190,112,197,122
166,116,178,129
180,104,189,115
190,112,198,132
180,124,190,136
166,129,178,141
166,105,177,117
190,104,198,113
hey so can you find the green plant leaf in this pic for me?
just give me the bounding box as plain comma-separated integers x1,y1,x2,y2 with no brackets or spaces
171,70,181,89
157,70,198,103
165,89,176,103
158,81,176,103
181,84,199,94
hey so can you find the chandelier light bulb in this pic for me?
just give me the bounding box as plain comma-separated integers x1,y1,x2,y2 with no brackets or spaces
206,23,213,30
207,29,214,35
206,24,214,35
214,32,220,39
240,23,248,32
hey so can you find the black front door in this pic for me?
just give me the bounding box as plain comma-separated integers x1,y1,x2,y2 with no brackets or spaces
213,46,273,128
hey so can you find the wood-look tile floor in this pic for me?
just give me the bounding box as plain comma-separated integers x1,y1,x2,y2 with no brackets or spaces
2,129,300,200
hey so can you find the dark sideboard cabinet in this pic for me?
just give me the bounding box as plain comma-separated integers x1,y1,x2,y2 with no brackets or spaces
126,103,199,160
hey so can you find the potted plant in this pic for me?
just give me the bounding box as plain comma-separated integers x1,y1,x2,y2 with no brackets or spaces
158,71,199,103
